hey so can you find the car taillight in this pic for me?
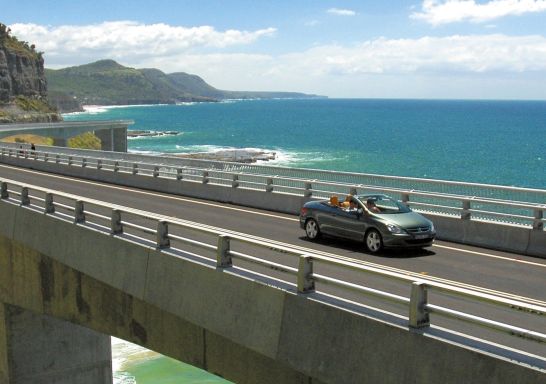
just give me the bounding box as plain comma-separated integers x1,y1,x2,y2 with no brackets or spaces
300,207,308,216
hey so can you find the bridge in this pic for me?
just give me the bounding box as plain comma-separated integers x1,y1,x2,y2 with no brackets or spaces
0,143,545,383
0,120,133,151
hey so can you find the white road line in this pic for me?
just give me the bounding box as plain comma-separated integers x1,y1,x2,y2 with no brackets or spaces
433,244,546,268
1,164,544,270
0,164,298,221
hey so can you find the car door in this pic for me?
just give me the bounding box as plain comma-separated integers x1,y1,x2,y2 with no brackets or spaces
330,208,368,240
314,203,341,236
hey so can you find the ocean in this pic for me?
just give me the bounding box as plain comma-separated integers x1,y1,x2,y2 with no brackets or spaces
65,98,546,189
65,98,546,383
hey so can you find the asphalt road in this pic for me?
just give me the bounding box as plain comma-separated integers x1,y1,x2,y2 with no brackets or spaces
1,163,545,358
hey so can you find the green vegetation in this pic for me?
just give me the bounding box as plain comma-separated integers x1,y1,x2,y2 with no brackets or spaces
1,134,54,146
2,132,100,150
67,132,101,150
46,60,322,109
0,23,42,60
14,96,56,113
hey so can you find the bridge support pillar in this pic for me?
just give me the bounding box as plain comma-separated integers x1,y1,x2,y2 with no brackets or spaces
95,128,127,152
0,303,112,384
52,137,67,147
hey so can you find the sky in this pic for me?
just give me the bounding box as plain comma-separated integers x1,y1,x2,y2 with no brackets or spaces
3,0,546,99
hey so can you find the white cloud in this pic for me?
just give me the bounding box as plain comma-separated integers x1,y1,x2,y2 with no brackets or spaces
272,34,546,77
9,21,276,62
412,0,546,25
8,21,546,98
327,8,357,16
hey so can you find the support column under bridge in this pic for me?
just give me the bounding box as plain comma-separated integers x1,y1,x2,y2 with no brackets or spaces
0,303,112,384
0,120,132,152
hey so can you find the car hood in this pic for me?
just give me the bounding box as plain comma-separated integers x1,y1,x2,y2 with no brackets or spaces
377,211,432,228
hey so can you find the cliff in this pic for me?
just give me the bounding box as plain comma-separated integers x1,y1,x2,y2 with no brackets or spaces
0,23,61,123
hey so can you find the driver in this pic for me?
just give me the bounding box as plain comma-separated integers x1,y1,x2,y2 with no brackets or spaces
366,198,381,213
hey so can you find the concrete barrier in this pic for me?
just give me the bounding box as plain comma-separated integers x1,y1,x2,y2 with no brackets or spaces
0,201,544,383
1,155,545,258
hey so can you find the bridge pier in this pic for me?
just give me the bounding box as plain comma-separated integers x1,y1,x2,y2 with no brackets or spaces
95,128,127,152
52,137,67,147
0,303,112,384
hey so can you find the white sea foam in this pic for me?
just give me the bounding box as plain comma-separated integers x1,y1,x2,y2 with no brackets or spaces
112,337,164,384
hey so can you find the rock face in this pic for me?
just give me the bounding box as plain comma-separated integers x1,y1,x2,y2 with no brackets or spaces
0,23,60,123
0,40,47,102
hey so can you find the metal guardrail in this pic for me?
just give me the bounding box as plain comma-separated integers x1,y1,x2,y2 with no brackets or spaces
1,145,545,229
1,178,545,352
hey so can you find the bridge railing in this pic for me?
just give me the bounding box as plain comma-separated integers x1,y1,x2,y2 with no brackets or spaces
1,145,545,229
1,178,545,354
0,144,546,230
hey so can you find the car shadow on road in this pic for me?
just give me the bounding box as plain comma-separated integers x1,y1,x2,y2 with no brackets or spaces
298,236,436,258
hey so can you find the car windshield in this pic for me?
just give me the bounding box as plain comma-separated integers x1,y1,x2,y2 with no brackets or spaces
358,196,411,214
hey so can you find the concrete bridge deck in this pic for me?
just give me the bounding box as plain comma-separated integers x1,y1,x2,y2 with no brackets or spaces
0,176,544,384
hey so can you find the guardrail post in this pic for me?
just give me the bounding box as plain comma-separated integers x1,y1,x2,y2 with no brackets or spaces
401,193,410,206
111,209,123,234
8,149,13,157
266,178,274,192
0,182,7,199
156,221,170,249
97,159,102,169
68,156,73,166
114,161,119,172
216,235,232,268
82,158,87,167
202,171,209,184
232,174,239,188
176,168,183,180
461,200,471,220
74,200,85,223
55,154,60,164
409,282,430,329
1,148,4,156
44,193,55,214
20,187,30,206
24,150,28,159
304,183,312,198
132,163,139,175
153,166,160,177
44,153,49,162
533,208,544,230
297,255,315,293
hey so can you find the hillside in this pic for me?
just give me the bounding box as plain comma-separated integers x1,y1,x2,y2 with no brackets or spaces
46,60,322,111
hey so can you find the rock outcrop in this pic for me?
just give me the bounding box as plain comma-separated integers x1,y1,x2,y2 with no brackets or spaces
0,22,60,123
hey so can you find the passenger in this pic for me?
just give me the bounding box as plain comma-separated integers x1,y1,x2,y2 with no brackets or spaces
348,199,359,211
366,198,381,213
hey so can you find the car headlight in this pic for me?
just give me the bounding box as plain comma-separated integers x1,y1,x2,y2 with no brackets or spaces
386,224,405,234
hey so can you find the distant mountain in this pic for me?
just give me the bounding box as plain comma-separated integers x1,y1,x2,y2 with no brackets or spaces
46,60,323,112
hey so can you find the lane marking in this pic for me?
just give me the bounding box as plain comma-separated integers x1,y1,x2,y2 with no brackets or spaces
1,164,544,270
0,164,298,221
433,244,546,268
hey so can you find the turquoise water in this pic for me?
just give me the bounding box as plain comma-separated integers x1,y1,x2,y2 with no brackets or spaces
65,98,546,189
65,98,545,383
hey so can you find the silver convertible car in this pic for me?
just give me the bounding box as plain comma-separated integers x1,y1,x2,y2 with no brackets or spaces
299,194,436,253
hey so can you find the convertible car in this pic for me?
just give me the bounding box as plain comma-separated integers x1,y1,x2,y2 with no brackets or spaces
299,194,436,253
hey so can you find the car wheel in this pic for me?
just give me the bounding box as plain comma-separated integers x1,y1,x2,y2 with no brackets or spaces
365,229,383,253
305,219,321,240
